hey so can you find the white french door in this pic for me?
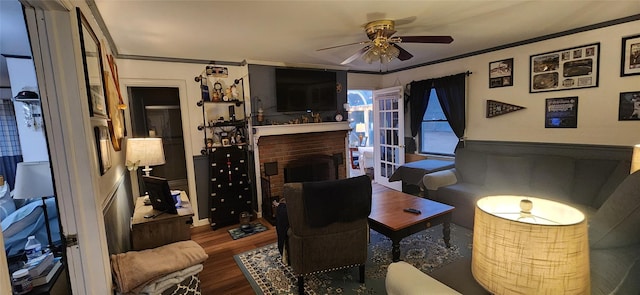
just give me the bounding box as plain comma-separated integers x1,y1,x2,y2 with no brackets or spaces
373,86,404,191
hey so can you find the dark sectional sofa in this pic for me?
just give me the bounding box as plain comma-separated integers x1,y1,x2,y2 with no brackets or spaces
422,141,640,294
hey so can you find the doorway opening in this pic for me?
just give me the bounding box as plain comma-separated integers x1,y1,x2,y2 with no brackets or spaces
128,87,188,193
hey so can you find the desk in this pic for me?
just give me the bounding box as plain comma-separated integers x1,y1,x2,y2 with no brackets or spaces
131,191,194,251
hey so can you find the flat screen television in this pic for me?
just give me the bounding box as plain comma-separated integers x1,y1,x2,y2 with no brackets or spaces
142,175,178,214
275,68,337,112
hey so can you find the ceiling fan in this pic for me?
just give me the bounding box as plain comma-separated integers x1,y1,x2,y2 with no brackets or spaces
317,19,453,65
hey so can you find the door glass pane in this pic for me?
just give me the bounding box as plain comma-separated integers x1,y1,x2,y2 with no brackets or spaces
392,130,398,145
392,99,398,110
380,163,387,177
393,112,398,128
379,99,385,110
385,99,391,110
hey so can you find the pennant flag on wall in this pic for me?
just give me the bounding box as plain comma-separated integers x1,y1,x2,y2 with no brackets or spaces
486,100,526,118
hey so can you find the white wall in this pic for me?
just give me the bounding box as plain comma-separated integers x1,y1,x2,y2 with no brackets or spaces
381,20,640,147
5,57,48,162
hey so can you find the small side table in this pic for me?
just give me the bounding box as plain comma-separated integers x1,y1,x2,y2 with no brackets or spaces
131,191,194,251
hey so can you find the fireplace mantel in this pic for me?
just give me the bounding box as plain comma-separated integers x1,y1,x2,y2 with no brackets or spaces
252,122,351,143
250,121,351,220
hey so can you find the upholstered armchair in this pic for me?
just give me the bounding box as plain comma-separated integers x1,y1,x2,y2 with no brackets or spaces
284,175,372,294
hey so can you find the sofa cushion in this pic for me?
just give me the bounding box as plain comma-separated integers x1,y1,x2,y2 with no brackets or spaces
589,170,640,249
592,160,631,209
484,155,532,193
454,149,487,186
386,261,462,295
570,159,620,207
529,155,574,201
590,245,640,295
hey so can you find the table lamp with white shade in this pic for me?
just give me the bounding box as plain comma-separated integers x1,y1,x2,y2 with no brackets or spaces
472,195,590,295
125,138,166,176
13,161,55,249
355,123,366,146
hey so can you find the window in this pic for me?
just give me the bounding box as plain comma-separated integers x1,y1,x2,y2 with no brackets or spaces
420,89,458,155
347,90,373,147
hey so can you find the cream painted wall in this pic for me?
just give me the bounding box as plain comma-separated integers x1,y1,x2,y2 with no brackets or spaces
347,72,383,90
381,20,640,147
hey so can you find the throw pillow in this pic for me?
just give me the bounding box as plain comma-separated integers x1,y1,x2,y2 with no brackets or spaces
589,170,640,249
0,197,16,221
0,184,15,221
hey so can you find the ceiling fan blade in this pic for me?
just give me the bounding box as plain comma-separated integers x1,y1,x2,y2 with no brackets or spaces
381,29,397,38
317,41,370,51
398,35,454,44
341,45,372,65
393,44,413,61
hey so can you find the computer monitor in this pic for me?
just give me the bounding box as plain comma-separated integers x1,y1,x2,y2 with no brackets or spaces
142,175,177,214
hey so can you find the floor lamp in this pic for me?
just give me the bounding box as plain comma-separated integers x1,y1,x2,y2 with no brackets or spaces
13,161,55,251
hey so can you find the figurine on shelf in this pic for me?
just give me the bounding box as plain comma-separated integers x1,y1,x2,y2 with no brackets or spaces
312,112,322,123
212,81,223,101
257,107,264,124
223,87,231,101
302,115,310,124
230,84,239,99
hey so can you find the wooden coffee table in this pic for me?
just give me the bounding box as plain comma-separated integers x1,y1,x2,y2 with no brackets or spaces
368,185,455,262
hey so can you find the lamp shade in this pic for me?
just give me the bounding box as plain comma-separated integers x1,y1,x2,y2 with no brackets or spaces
125,138,166,167
355,123,366,133
471,195,590,295
631,144,640,174
13,161,54,199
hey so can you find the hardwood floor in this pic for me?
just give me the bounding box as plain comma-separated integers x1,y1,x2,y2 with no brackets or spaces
191,182,386,294
191,219,277,294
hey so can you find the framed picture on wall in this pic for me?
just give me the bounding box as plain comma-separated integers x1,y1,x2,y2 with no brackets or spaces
545,96,578,128
530,43,600,93
621,34,640,76
77,8,108,118
618,91,640,121
489,58,513,88
93,119,112,175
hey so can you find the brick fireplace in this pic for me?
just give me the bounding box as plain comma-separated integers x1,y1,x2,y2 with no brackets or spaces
252,122,351,221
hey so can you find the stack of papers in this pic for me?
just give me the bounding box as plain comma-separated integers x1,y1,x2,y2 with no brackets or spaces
32,258,62,287
25,252,54,277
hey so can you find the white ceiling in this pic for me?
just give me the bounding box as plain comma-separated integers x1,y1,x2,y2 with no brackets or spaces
94,0,640,73
1,0,640,90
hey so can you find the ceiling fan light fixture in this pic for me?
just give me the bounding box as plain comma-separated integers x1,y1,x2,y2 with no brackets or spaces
363,49,377,64
388,45,400,59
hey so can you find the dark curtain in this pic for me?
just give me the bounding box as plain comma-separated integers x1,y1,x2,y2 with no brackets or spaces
433,73,467,150
0,100,23,190
408,79,433,137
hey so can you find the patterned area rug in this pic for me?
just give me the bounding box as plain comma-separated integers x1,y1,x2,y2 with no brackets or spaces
228,222,268,240
234,224,473,294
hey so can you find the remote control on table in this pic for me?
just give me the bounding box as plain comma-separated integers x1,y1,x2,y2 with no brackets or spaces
403,208,421,214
